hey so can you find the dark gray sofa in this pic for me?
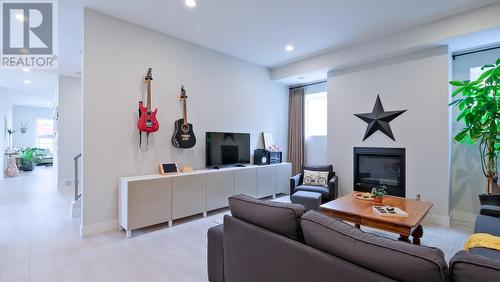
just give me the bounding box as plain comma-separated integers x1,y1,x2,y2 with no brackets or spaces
209,194,454,282
449,205,500,282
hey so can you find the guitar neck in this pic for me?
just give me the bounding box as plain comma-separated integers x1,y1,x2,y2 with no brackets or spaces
146,81,152,112
182,98,188,124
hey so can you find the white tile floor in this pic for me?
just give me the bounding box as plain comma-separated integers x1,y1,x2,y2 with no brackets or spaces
0,167,473,282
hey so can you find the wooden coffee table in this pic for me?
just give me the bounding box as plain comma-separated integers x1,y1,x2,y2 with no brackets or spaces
320,192,433,245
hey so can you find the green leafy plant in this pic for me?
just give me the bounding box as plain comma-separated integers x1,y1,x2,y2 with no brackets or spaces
19,147,42,171
449,58,499,194
371,185,388,198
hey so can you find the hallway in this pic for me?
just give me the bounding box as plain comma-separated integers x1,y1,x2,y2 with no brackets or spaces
0,167,81,282
0,167,222,282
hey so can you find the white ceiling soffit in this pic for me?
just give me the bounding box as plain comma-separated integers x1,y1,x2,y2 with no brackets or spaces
80,0,499,69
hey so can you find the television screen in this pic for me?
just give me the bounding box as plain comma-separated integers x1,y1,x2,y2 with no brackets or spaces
206,132,250,167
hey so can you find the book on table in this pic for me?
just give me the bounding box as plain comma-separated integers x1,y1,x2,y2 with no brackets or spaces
372,206,408,217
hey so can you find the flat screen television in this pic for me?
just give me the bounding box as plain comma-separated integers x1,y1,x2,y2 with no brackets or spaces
206,132,250,168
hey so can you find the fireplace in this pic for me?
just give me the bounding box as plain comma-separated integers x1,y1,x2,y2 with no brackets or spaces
353,147,405,197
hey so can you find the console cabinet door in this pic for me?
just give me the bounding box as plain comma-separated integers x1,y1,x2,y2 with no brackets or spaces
234,168,257,198
276,163,292,195
127,178,172,230
207,171,234,210
256,166,276,198
172,175,207,219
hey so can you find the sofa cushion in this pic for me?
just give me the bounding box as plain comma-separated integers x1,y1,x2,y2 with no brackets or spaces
470,247,500,260
301,211,448,282
295,185,329,196
475,215,500,236
450,250,500,282
228,194,305,241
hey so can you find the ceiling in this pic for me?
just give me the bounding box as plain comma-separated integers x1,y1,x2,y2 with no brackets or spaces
0,70,57,107
81,0,500,68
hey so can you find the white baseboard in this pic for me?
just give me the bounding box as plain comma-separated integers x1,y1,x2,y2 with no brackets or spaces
451,210,476,224
422,214,450,227
80,219,118,237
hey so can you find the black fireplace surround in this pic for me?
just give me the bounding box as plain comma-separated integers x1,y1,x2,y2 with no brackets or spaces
353,147,405,197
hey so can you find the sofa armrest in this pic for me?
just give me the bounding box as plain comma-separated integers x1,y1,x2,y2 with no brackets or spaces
208,224,224,282
480,205,500,218
450,250,500,282
328,176,338,200
290,173,302,195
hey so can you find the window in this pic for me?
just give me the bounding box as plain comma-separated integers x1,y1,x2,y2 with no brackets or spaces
36,119,55,152
305,91,327,137
470,66,484,81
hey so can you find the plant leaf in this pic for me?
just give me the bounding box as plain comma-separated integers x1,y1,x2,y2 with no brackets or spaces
452,86,464,97
455,128,469,143
450,81,465,87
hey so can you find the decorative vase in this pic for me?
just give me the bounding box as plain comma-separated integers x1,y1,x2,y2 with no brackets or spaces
20,159,35,171
5,156,19,177
373,196,384,205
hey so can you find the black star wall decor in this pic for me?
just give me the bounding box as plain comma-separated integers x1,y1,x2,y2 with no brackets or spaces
354,94,406,141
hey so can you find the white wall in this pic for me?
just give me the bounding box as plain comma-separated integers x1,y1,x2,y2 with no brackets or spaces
82,9,288,235
328,47,451,224
450,48,500,223
56,75,82,188
12,105,53,148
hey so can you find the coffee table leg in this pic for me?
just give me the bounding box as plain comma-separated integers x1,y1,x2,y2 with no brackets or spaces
355,224,361,229
411,225,423,245
398,235,410,243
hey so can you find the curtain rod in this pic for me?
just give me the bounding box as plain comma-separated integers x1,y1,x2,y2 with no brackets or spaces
289,80,326,90
452,45,500,60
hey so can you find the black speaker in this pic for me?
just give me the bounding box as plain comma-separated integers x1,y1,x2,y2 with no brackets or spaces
254,149,269,165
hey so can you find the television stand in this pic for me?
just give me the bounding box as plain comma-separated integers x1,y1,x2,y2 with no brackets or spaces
212,164,246,170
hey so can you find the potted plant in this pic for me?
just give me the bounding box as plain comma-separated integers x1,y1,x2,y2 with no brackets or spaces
19,147,42,171
449,58,499,205
371,185,387,205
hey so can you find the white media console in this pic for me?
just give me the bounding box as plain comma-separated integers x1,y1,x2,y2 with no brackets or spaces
119,162,292,238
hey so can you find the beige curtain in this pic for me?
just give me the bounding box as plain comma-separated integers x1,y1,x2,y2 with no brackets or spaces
287,87,305,175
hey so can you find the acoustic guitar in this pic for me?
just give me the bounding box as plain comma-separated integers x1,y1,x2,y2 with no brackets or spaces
138,68,160,133
172,85,196,148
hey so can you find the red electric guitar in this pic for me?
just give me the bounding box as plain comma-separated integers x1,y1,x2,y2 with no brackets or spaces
138,68,159,133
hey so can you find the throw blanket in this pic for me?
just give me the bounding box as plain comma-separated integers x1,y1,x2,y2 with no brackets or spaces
464,233,500,251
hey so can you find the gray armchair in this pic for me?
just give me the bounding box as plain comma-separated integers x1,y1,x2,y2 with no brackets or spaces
290,165,338,203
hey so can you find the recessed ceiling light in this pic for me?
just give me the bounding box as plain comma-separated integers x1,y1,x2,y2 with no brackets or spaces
23,80,31,84
285,45,294,52
15,14,25,21
185,0,196,8
22,67,30,72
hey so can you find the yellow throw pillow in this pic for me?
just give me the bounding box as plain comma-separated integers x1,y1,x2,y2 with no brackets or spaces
303,170,329,187
464,233,500,251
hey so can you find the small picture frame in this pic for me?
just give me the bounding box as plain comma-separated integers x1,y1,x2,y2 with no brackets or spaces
159,162,179,175
262,132,274,150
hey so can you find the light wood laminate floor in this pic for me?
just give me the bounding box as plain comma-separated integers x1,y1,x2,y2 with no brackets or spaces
0,167,472,282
